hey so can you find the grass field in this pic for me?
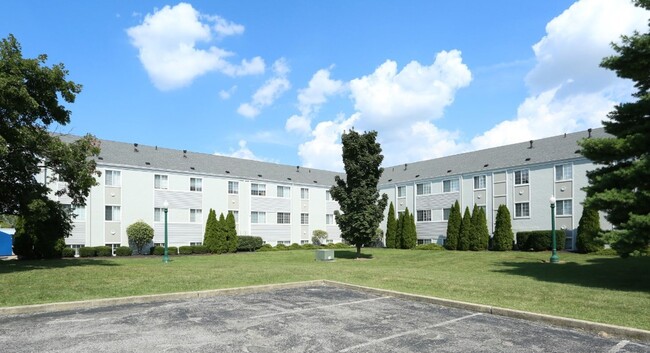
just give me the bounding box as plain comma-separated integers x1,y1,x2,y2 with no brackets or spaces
0,249,648,330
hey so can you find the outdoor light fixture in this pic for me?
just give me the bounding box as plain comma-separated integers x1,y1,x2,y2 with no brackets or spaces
549,196,559,263
163,200,169,264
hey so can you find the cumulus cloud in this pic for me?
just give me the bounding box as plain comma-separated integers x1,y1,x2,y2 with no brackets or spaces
237,58,291,118
297,114,359,171
381,122,467,166
215,140,275,162
218,85,237,100
127,3,264,90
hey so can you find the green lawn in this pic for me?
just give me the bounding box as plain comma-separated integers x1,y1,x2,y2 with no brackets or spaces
1,249,648,330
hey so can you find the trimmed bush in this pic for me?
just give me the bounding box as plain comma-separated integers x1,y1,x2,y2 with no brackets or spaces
79,247,96,257
115,246,132,256
594,248,618,256
179,246,193,255
152,246,164,255
168,246,178,255
415,243,444,251
237,236,264,252
258,244,276,252
288,243,302,250
62,247,76,258
301,244,317,250
191,245,209,254
493,205,514,251
516,230,566,251
126,221,154,255
577,207,603,253
95,246,112,257
275,244,288,250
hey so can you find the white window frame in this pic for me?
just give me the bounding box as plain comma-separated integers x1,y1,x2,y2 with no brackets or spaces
397,186,407,198
301,187,309,200
473,175,486,190
556,199,572,216
515,202,530,218
277,212,291,224
105,170,121,186
443,179,459,193
190,209,202,223
325,190,331,201
514,170,529,185
154,208,163,222
228,181,239,194
277,185,291,198
555,164,573,181
416,209,432,222
301,213,309,225
443,208,452,221
251,183,266,196
301,240,309,245
416,183,431,195
154,174,168,190
190,177,202,192
107,243,121,256
277,240,291,245
326,214,334,225
251,211,266,224
105,206,120,221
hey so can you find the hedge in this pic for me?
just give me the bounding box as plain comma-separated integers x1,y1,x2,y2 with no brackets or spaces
288,243,302,250
191,245,209,254
258,244,276,252
275,244,288,250
237,236,264,252
96,246,113,257
179,246,193,255
415,243,445,251
79,247,96,257
62,248,76,257
115,246,133,256
301,244,318,250
516,230,566,251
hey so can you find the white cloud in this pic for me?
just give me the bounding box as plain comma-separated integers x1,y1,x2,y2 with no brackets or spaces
215,140,275,162
237,58,291,118
218,85,237,100
381,122,466,166
285,115,312,135
204,14,245,37
126,3,264,91
297,113,359,171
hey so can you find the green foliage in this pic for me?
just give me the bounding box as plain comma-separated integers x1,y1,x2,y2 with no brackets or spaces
594,248,619,256
493,205,513,251
152,246,164,255
578,4,650,257
400,208,417,249
458,207,472,251
577,207,603,253
516,231,566,251
385,202,397,248
445,201,461,250
311,229,328,246
301,244,318,250
288,243,302,250
396,211,405,249
78,247,96,257
0,35,100,258
191,245,209,254
275,243,288,251
366,228,384,247
203,209,219,253
237,236,264,252
95,246,112,257
126,221,154,255
179,246,193,255
415,243,445,251
62,247,76,257
115,246,132,256
215,213,228,254
469,204,481,251
476,207,490,251
0,215,17,228
257,244,276,252
226,211,238,253
330,130,388,258
168,246,178,255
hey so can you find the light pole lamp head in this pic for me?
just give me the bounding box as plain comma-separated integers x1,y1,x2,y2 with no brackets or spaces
163,200,169,209
549,196,556,206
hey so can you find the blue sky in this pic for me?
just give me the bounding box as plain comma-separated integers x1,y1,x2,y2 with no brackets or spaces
1,1,647,171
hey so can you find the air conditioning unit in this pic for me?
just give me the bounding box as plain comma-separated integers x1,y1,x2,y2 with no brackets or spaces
315,249,334,262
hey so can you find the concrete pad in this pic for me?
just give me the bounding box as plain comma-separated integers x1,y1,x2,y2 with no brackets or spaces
0,285,647,352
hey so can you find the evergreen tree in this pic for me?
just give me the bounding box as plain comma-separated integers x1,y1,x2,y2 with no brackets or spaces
226,211,238,253
216,213,228,254
396,211,405,249
445,201,461,250
477,207,490,251
493,205,513,251
458,207,472,251
402,208,417,249
576,207,603,253
203,209,219,253
385,202,397,248
330,130,388,258
578,1,650,256
469,204,481,251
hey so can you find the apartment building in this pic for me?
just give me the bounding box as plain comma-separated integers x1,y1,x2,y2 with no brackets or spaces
49,128,607,252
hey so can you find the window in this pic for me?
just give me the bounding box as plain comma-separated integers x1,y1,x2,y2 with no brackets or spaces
556,199,572,216
301,240,309,245
105,170,121,186
228,210,239,223
397,186,406,198
228,181,239,194
443,208,451,221
154,174,168,189
417,239,432,245
251,211,266,224
277,186,291,198
326,214,334,225
154,208,163,222
301,188,309,199
301,213,309,225
555,164,573,181
515,170,529,185
190,178,202,191
515,202,530,218
105,206,120,221
443,179,459,193
325,191,331,201
107,243,121,256
190,242,202,246
277,240,291,245
474,175,486,190
64,205,86,221
417,210,432,222
277,212,291,224
190,209,202,223
68,244,83,256
326,239,334,244
251,183,266,196
416,183,431,195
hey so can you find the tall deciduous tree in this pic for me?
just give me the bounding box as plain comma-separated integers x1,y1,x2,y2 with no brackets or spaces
458,207,472,251
579,1,650,256
330,130,388,258
385,202,397,248
1,34,100,259
493,205,513,251
445,201,461,250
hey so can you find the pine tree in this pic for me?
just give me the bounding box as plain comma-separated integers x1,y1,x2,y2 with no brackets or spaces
226,211,238,253
216,213,228,254
402,209,417,249
458,207,472,251
477,207,490,250
385,202,397,248
469,204,481,251
445,201,461,250
396,211,405,249
578,1,650,256
576,207,603,253
203,209,219,253
493,205,513,251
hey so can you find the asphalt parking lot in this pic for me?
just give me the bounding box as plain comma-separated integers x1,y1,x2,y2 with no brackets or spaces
0,285,647,353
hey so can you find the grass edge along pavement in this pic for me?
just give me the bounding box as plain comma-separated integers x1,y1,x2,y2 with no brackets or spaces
0,249,647,331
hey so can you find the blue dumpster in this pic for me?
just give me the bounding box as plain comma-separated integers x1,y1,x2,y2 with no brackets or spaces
0,230,13,256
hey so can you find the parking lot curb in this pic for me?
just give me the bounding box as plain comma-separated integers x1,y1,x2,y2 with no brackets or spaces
323,280,650,343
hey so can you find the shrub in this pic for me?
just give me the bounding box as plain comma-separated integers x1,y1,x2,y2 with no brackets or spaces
95,246,112,257
311,230,328,246
516,230,566,251
415,243,444,251
594,248,618,256
126,221,154,255
275,243,288,250
576,207,603,253
152,246,165,255
493,205,514,251
402,209,417,249
301,244,317,250
258,244,276,252
385,202,397,248
458,207,472,251
168,246,178,255
79,247,96,257
115,246,133,256
288,243,302,250
179,246,193,255
237,236,264,252
62,247,76,257
191,245,209,254
445,201,462,250
225,211,238,253
204,209,228,254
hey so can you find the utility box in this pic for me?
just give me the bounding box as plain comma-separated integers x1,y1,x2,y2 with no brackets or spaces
315,249,335,261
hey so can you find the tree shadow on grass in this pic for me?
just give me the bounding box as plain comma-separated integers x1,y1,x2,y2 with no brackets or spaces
494,256,650,292
334,250,373,260
0,258,120,274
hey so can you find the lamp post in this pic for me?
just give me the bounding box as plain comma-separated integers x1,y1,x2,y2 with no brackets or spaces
163,200,169,264
549,196,559,263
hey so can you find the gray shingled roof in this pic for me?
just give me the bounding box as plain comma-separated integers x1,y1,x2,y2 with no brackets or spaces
378,128,607,185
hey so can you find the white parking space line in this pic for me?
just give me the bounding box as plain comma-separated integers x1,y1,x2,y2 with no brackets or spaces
607,340,629,353
251,296,392,319
338,313,482,352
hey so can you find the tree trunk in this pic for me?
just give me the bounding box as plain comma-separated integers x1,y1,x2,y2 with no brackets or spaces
356,244,362,259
